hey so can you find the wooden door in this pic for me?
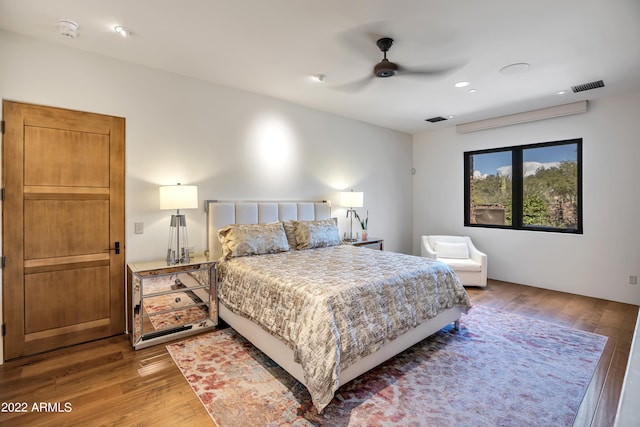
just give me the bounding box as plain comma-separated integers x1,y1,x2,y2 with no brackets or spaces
2,101,125,360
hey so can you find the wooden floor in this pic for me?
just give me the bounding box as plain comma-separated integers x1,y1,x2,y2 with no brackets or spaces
0,280,637,426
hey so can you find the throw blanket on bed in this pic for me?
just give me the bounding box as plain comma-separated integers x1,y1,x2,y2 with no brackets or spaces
217,244,471,411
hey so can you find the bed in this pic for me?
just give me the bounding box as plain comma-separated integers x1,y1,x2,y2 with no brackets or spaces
206,200,471,412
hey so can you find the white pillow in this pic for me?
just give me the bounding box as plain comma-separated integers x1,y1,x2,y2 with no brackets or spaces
434,241,469,259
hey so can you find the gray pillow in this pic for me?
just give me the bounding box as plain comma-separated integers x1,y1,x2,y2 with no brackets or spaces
292,218,341,250
217,222,290,259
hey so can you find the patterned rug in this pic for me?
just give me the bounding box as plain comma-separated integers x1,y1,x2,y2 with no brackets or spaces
166,305,607,427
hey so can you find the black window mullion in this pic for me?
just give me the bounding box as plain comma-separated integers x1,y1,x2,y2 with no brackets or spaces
463,154,472,225
511,148,523,228
575,142,584,233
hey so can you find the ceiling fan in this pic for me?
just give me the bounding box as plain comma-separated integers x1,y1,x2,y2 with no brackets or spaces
336,37,462,92
372,37,400,78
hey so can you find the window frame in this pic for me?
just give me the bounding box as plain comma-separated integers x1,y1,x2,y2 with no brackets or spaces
464,138,583,234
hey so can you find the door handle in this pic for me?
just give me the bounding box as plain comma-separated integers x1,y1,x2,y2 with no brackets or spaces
107,242,121,254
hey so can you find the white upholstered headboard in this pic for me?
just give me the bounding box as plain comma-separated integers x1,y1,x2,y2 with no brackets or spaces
205,200,332,260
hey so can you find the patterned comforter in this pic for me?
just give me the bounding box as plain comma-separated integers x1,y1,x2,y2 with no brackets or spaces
217,244,471,411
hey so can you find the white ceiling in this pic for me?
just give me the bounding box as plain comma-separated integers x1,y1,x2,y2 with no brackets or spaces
1,0,639,134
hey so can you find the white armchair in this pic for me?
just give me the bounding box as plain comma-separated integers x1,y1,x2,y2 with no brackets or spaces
421,235,487,287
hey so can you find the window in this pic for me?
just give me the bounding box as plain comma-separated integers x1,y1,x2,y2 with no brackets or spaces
464,138,582,233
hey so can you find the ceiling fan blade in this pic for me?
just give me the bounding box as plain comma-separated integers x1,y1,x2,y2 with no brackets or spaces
337,21,393,62
332,75,376,93
396,59,468,78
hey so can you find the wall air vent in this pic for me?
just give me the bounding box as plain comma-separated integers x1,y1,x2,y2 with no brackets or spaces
425,116,448,123
571,80,604,93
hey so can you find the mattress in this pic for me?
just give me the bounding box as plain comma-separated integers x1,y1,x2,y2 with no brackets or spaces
217,244,471,411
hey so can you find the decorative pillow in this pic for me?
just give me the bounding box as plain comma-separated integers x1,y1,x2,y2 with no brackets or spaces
292,218,342,250
217,222,290,260
282,220,298,249
434,241,469,259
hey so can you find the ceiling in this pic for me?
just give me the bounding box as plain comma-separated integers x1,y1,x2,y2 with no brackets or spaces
1,0,639,134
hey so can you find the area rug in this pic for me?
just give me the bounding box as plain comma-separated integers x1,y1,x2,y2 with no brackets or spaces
166,305,607,427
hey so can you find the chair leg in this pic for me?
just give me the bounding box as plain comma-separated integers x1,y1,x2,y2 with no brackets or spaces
453,320,460,331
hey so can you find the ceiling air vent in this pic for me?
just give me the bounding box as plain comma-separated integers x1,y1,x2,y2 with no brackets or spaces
425,116,448,123
571,80,604,93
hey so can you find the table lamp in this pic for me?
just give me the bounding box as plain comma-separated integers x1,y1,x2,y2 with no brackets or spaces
159,183,198,264
340,190,364,242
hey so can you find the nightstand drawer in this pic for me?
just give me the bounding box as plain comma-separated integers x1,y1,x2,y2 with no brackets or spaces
143,289,208,312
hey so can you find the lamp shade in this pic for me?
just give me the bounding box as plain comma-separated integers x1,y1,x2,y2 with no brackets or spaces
340,191,364,208
159,185,198,210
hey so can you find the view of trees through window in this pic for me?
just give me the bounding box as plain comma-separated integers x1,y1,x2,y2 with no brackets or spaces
465,139,582,233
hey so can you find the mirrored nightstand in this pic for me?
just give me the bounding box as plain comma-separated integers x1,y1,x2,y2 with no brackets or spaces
126,257,217,349
345,237,384,250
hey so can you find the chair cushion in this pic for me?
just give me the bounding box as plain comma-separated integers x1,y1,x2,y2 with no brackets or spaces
437,257,482,272
434,241,469,259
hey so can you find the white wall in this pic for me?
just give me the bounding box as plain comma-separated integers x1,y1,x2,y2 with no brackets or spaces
413,91,640,305
0,31,414,361
0,30,413,261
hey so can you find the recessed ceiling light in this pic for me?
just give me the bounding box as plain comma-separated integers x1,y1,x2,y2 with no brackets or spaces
468,89,477,93
499,62,530,75
114,26,134,38
311,74,325,83
454,81,470,88
557,90,568,95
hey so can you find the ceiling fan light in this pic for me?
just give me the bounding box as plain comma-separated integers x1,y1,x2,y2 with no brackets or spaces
375,69,395,78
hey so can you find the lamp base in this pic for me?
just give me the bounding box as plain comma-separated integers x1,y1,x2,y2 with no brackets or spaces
166,213,192,265
344,208,358,243
166,251,192,265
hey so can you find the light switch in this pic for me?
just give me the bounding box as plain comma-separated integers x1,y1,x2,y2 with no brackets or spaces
134,222,144,234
